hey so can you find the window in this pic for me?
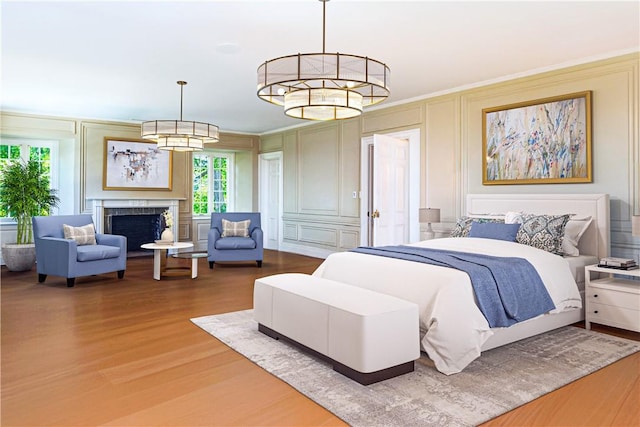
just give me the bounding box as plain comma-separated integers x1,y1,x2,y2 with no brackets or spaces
193,152,234,216
0,139,58,218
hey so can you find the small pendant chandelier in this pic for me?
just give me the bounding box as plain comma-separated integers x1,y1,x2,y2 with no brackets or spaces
257,0,390,121
142,81,219,151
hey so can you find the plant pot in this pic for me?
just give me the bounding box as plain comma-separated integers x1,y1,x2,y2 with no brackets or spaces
2,243,36,272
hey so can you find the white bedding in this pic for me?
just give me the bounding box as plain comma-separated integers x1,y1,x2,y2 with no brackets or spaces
312,237,582,375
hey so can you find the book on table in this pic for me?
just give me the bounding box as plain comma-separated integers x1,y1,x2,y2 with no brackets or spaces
599,257,636,268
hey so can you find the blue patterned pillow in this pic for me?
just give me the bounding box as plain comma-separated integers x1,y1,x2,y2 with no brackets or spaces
515,214,570,254
451,216,504,238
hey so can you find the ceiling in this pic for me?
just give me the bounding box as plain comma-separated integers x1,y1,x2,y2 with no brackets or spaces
2,1,639,135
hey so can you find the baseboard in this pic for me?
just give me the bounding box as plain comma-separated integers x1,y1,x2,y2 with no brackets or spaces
278,242,333,259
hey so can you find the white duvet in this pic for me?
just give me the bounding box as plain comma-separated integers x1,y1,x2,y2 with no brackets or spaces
312,237,582,374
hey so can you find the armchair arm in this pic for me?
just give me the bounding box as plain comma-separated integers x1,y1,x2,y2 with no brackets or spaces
35,237,76,276
207,228,222,252
251,227,263,248
96,233,126,250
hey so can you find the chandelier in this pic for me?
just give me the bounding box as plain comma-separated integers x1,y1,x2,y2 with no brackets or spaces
257,0,390,121
142,81,219,151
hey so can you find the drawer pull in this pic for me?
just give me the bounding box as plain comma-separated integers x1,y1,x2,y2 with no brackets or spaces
594,310,599,314
594,294,598,298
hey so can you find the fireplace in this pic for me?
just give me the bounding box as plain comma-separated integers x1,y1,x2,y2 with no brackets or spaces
90,198,181,254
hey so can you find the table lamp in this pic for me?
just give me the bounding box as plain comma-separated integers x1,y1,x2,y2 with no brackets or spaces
419,208,440,240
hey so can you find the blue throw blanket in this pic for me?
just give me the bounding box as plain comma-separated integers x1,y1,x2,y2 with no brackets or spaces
350,245,555,328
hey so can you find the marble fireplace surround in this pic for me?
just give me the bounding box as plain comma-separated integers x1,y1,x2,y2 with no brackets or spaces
91,198,181,238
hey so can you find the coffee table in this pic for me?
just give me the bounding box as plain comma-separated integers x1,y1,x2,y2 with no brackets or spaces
140,242,194,280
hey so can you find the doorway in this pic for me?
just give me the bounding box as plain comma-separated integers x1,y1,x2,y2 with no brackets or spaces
259,152,283,250
360,129,420,246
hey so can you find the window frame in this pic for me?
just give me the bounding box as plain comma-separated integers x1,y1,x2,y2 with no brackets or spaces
0,138,59,223
192,151,235,218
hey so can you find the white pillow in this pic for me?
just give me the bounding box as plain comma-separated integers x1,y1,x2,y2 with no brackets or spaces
63,223,97,246
561,216,592,256
504,211,524,224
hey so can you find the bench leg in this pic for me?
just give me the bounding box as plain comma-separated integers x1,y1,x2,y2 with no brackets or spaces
257,323,414,385
209,261,214,269
38,274,47,283
66,278,75,287
257,260,262,267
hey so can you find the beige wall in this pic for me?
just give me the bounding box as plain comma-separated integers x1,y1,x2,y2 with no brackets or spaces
0,113,259,248
2,53,638,260
260,53,639,259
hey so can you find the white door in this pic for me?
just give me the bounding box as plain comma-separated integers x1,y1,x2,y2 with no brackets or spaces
259,152,283,250
372,134,410,246
360,130,420,247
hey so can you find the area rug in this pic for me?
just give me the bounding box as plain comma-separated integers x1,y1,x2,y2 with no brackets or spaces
191,310,640,427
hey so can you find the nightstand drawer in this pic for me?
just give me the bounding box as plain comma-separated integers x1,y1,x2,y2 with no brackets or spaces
588,302,640,332
587,287,640,311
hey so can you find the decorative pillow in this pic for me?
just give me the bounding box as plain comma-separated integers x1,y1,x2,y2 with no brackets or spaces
513,214,570,254
450,216,504,238
63,223,97,246
504,211,525,224
468,222,521,242
221,219,251,238
561,216,593,256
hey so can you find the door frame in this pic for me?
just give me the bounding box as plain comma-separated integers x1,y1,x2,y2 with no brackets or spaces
258,151,283,250
360,129,421,245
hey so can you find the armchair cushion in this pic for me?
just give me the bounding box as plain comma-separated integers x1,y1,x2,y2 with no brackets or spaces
63,223,97,245
77,245,122,262
221,219,251,237
215,237,256,250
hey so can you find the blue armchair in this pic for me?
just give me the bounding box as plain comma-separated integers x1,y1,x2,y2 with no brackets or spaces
207,212,263,268
32,214,127,287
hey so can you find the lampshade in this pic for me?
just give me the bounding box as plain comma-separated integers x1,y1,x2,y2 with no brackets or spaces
142,81,219,151
257,0,390,121
633,215,640,237
419,208,440,224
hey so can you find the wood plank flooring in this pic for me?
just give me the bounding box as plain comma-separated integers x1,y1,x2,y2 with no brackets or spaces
1,250,639,426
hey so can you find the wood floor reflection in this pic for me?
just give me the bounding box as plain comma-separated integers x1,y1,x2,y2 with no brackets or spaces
1,250,638,426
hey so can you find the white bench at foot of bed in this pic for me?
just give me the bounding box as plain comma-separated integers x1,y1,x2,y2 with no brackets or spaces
253,273,420,385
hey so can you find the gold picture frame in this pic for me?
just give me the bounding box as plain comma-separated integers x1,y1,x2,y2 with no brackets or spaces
482,91,592,185
103,137,173,190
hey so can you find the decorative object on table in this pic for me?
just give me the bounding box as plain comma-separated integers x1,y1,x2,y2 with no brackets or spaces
482,91,592,185
159,209,174,243
598,257,638,270
419,207,440,240
141,80,219,151
257,0,390,121
0,158,60,271
103,138,172,190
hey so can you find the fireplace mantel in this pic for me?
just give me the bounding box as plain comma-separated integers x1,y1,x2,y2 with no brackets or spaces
90,198,181,236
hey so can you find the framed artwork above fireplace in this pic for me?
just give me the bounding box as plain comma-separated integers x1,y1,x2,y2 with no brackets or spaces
103,137,173,190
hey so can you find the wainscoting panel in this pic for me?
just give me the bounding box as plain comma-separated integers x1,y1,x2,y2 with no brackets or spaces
339,230,359,251
283,223,298,241
299,225,337,247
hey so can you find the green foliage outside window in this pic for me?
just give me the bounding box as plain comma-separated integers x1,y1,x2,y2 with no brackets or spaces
0,144,52,218
193,153,230,215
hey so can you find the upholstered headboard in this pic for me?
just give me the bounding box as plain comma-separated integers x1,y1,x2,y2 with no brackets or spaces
466,194,610,259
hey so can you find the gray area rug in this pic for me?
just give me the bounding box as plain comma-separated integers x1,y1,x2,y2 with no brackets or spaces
191,310,640,427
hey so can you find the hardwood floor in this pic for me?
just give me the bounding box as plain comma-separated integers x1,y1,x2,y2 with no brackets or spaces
1,250,639,426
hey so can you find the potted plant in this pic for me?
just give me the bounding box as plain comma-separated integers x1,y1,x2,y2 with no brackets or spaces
0,158,60,271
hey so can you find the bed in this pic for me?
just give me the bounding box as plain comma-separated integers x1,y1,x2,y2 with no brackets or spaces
312,193,610,374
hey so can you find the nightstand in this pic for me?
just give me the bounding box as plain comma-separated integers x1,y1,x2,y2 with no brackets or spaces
585,264,640,332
